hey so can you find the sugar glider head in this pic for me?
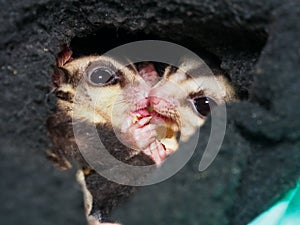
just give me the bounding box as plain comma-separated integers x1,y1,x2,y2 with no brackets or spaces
150,58,235,143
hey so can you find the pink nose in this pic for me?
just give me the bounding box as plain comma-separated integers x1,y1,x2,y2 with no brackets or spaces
149,96,161,105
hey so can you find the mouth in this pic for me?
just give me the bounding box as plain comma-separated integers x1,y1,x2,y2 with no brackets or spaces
133,106,180,142
133,106,177,125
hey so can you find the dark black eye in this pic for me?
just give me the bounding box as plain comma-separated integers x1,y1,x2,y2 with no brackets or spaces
193,96,217,117
88,67,115,86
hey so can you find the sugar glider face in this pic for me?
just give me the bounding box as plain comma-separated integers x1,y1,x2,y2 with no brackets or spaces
53,51,234,164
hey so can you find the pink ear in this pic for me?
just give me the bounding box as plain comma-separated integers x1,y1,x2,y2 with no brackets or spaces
56,45,73,67
52,45,72,87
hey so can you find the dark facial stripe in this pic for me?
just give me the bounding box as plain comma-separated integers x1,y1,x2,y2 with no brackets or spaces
55,90,74,103
163,65,179,79
189,90,205,99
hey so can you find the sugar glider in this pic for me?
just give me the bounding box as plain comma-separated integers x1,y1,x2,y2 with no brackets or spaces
47,46,235,224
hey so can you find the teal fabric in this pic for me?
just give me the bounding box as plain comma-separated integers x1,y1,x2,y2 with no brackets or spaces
248,180,300,225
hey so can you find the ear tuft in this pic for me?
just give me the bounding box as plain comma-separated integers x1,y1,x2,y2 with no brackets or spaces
52,45,72,87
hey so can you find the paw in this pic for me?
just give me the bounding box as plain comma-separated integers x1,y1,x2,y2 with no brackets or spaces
143,140,172,165
120,114,157,150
